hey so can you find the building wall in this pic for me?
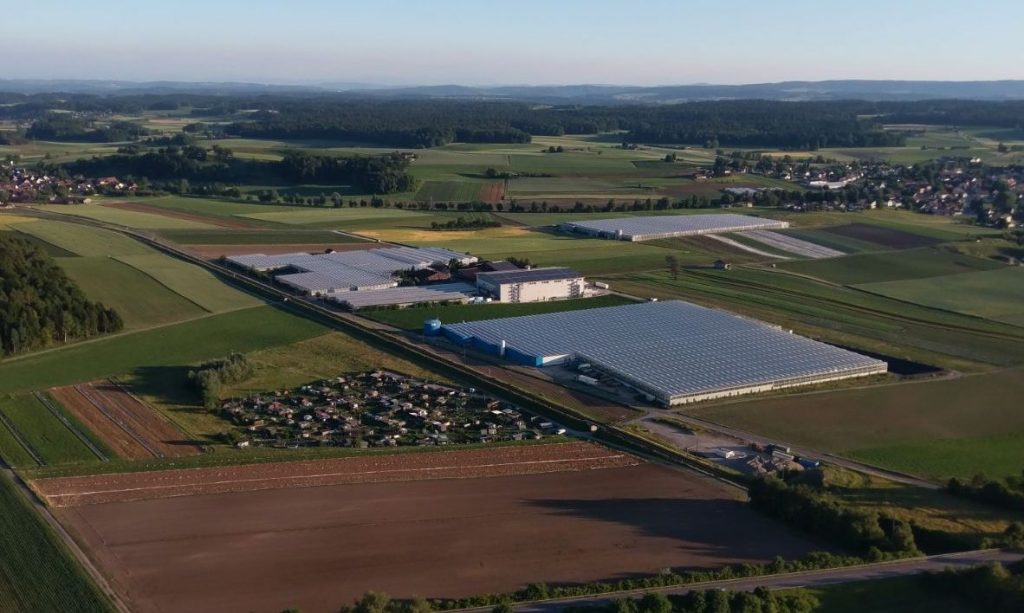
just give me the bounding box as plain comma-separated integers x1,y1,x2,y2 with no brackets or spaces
497,278,584,303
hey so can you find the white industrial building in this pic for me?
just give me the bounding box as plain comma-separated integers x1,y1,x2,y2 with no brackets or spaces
225,247,476,295
559,213,789,242
476,267,585,303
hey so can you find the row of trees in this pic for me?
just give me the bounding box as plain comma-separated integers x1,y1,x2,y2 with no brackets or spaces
0,234,122,355
920,562,1024,613
187,353,254,409
948,472,1024,512
25,113,148,142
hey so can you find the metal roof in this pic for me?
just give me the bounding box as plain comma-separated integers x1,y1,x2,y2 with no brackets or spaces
443,300,885,402
560,214,789,240
477,267,583,285
328,282,477,308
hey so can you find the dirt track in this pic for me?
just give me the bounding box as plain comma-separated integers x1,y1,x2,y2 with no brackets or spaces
35,442,638,506
57,459,814,613
48,382,202,461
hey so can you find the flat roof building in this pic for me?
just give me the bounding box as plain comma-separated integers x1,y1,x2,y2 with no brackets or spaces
441,301,886,406
559,214,789,242
476,267,585,303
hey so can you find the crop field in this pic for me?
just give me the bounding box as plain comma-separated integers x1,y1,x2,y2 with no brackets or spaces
13,219,153,257
858,267,1024,327
240,207,435,227
35,204,219,230
113,253,262,313
776,246,1003,285
606,268,1024,370
0,394,101,467
57,257,208,329
47,445,815,612
684,368,1024,479
50,382,203,460
366,294,636,330
104,200,261,228
414,180,489,202
157,227,366,244
818,222,943,250
0,306,327,396
776,228,882,254
0,473,113,613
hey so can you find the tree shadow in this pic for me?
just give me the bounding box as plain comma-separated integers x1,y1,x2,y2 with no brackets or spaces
128,365,222,444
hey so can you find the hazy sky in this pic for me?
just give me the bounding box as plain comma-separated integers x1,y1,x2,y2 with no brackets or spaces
8,0,1023,85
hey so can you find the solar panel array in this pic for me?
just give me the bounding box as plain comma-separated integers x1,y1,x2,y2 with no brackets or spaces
560,214,789,241
225,247,477,293
443,301,886,404
328,282,478,309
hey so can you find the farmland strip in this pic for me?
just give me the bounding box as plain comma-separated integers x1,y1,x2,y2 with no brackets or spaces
0,410,43,466
32,392,107,462
73,385,163,459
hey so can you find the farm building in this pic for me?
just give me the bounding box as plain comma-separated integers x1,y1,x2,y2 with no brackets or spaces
438,301,886,406
225,247,476,295
559,214,789,242
476,267,585,303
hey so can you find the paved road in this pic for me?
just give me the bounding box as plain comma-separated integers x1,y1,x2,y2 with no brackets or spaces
495,549,1024,612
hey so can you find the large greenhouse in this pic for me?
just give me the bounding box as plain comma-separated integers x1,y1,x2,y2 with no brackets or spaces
439,301,886,406
558,213,789,241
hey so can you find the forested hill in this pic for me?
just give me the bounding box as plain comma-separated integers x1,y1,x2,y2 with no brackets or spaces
0,234,122,356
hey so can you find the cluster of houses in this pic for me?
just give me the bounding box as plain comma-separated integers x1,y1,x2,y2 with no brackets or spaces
219,371,564,449
0,162,136,205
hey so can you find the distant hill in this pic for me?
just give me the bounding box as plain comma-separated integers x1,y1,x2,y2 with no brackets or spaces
2,78,1024,102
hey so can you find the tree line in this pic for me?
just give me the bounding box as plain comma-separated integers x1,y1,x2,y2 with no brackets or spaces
0,233,122,355
187,352,254,409
58,147,417,194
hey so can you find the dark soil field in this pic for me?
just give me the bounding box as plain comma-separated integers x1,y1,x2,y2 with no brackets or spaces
820,223,942,249
35,442,637,506
49,381,202,460
55,451,814,613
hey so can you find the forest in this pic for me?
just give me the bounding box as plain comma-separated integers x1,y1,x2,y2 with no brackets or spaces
0,234,122,355
4,93,1023,149
60,148,417,194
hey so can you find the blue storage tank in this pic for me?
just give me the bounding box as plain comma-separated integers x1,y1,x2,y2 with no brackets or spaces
423,319,442,336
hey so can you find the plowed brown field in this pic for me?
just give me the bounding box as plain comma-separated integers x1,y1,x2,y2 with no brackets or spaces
36,442,636,506
54,449,815,612
48,381,202,460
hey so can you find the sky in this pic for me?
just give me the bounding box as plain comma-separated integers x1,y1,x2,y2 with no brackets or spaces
7,0,1023,86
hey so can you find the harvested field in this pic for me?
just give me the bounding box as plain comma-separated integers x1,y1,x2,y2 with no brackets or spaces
820,223,942,249
36,442,636,506
48,381,202,461
54,454,814,613
107,200,257,229
186,241,378,258
478,181,505,203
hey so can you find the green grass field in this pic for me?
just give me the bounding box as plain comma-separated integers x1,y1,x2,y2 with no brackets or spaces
777,247,1003,285
113,253,263,313
57,257,208,329
365,295,637,330
35,204,218,230
0,306,326,396
0,395,99,466
685,369,1024,479
0,473,113,612
13,219,153,257
157,228,368,245
859,267,1024,327
798,575,981,612
415,180,487,201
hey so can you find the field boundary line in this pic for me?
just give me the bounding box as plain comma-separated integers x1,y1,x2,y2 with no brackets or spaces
42,454,637,502
0,407,45,466
106,377,206,448
73,385,163,459
32,391,108,462
109,254,216,315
